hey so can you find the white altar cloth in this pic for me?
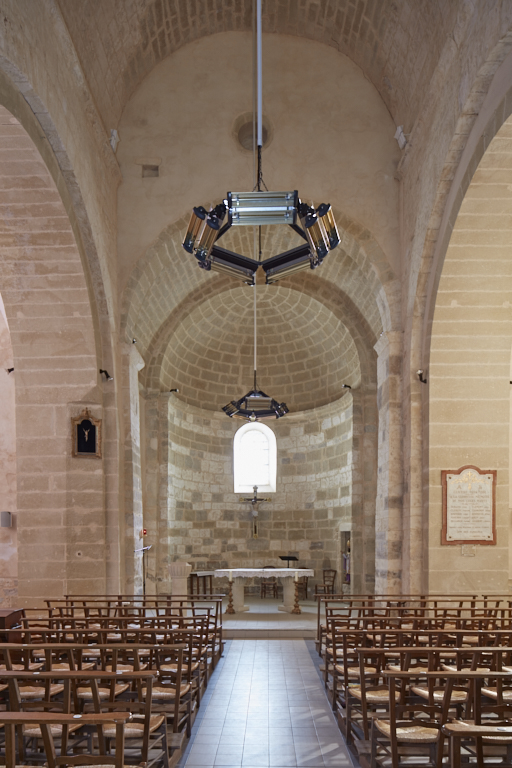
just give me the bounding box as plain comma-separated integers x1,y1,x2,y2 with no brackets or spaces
214,568,314,613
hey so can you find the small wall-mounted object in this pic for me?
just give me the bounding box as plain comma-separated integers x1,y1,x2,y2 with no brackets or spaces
110,129,120,153
0,511,12,528
72,408,102,459
99,369,113,381
169,388,179,393
6,368,13,374
394,125,408,150
417,369,427,384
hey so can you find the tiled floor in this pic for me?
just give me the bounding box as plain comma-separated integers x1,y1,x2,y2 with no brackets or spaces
182,639,354,768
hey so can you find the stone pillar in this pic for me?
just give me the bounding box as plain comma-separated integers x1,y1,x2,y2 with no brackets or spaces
122,344,145,594
0,303,17,606
374,331,403,594
156,393,172,593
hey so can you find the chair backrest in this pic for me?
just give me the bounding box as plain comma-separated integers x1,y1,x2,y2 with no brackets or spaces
323,569,337,587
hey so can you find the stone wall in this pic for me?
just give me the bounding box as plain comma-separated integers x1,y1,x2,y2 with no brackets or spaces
144,393,355,594
428,114,512,594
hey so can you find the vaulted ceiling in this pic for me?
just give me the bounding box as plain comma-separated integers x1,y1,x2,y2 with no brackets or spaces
57,0,456,136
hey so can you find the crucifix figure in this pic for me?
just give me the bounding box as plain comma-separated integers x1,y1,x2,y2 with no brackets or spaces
239,485,271,538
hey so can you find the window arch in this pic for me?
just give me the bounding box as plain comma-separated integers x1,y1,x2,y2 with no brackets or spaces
233,422,277,493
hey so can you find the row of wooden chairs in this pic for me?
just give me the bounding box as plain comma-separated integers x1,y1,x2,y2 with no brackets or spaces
320,597,512,768
0,595,227,768
0,662,189,767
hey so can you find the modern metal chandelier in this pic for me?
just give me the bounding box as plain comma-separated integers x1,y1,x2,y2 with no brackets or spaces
182,0,340,420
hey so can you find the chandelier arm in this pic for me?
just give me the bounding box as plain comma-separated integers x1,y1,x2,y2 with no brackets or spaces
288,223,309,242
215,221,232,241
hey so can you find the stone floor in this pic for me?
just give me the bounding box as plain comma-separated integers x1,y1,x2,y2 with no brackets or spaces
179,638,355,768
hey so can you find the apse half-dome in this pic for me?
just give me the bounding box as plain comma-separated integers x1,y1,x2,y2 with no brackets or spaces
159,284,361,413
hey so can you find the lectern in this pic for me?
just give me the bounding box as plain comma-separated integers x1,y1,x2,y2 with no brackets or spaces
279,556,299,568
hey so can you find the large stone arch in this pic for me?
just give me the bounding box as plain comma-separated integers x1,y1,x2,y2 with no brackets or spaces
120,205,388,592
0,54,125,594
428,112,512,592
0,105,106,603
121,208,397,357
406,32,512,593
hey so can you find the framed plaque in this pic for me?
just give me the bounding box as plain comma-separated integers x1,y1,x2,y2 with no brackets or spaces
72,408,101,458
441,465,496,545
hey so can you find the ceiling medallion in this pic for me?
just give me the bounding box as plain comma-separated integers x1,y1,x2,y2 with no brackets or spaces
181,0,340,420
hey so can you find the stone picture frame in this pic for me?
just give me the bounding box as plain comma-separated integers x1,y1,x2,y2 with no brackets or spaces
72,408,102,458
441,465,496,546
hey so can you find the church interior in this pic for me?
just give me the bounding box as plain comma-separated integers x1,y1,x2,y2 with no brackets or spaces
1,2,512,765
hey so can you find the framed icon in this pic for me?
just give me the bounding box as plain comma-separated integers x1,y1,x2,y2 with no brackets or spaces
72,408,101,458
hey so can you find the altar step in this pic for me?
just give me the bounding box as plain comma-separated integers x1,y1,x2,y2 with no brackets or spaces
220,597,319,640
223,628,316,639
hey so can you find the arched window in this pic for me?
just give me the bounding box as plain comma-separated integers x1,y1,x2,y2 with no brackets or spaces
233,422,277,493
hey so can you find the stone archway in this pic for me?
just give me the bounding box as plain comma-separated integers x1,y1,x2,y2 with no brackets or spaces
0,105,105,603
427,111,512,593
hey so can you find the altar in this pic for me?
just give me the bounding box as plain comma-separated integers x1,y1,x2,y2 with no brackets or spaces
214,568,314,614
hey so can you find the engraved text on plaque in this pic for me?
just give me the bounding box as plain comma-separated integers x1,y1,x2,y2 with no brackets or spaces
441,465,496,546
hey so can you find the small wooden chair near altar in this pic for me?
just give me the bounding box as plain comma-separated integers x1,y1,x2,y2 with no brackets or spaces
314,569,337,596
260,567,279,599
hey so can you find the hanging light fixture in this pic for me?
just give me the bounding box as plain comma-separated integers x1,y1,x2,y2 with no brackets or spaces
181,0,340,284
186,0,339,419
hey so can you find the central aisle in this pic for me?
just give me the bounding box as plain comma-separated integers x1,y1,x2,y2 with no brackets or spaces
183,639,354,768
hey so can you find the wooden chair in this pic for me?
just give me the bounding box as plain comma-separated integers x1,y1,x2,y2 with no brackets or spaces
371,672,450,768
0,711,131,768
315,569,337,596
297,576,308,600
260,567,279,599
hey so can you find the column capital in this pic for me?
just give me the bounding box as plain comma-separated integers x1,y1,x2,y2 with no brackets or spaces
374,330,403,357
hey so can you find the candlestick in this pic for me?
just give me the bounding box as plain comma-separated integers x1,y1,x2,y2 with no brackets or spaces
226,577,235,614
291,579,301,614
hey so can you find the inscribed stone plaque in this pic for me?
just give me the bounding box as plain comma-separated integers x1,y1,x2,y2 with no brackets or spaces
441,465,496,546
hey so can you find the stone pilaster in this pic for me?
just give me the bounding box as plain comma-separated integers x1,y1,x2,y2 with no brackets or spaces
374,331,403,594
122,344,145,594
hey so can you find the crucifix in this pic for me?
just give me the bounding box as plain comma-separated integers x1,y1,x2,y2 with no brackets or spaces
239,485,271,538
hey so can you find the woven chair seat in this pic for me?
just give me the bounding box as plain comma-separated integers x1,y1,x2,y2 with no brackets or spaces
349,685,398,703
374,719,439,743
23,722,83,738
481,734,512,743
77,683,129,700
442,665,490,672
0,684,7,692
142,683,191,700
411,686,467,702
387,665,429,673
19,684,64,699
105,663,148,672
481,687,512,701
334,664,377,676
82,648,101,657
0,663,43,671
102,714,164,738
160,662,199,673
50,662,95,671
